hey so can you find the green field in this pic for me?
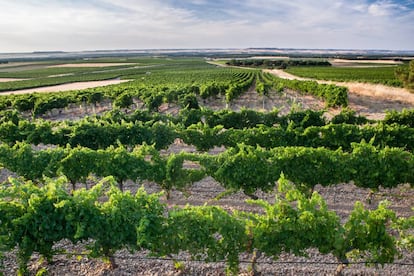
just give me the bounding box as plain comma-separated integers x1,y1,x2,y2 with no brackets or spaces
285,66,403,86
1,57,404,92
0,58,208,92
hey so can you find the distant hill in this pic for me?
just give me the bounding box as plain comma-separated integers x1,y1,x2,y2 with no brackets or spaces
0,48,413,62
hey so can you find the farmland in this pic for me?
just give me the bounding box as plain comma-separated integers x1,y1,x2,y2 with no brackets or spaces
0,56,413,276
216,56,405,87
0,57,194,92
285,65,403,86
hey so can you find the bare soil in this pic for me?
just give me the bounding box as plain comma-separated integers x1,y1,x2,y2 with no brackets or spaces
0,78,27,82
0,79,131,95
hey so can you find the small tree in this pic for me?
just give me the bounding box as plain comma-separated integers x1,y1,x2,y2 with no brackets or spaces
395,61,414,91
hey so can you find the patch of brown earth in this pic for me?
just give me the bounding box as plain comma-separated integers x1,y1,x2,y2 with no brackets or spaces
0,78,28,82
0,79,131,95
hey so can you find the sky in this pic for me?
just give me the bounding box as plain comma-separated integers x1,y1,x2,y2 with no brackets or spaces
0,0,413,52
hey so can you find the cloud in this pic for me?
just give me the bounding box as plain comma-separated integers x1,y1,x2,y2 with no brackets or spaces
368,1,401,16
0,0,412,52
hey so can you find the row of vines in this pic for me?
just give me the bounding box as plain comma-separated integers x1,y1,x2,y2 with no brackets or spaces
1,108,413,152
0,141,413,196
1,176,413,275
0,69,349,117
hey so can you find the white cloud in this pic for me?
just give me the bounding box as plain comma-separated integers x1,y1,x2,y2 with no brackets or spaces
368,1,400,16
0,0,412,52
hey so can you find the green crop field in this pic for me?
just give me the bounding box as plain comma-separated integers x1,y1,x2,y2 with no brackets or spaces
285,66,403,87
0,57,206,92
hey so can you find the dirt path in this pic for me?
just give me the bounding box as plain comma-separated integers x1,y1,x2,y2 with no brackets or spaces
264,69,309,81
0,78,28,82
0,79,131,95
266,69,414,120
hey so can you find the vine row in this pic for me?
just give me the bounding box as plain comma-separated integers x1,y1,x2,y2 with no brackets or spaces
0,142,413,195
1,110,413,152
0,176,412,275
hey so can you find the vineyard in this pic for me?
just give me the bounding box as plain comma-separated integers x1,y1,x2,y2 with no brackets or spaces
285,66,403,87
0,57,413,275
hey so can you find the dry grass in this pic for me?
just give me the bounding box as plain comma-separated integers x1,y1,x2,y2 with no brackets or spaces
344,82,414,103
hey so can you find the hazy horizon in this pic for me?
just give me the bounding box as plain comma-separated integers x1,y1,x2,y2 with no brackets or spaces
1,0,413,53
2,47,414,55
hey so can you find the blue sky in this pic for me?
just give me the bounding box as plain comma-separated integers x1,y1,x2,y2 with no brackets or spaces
0,0,413,52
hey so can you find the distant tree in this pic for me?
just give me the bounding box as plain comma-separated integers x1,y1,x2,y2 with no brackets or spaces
396,61,414,91
279,62,288,69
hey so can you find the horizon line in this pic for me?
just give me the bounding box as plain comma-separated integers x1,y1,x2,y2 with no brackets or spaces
1,47,414,55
